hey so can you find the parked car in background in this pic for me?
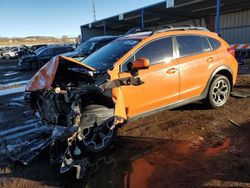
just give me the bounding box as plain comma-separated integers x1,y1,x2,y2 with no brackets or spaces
26,26,238,153
236,49,250,65
18,45,74,70
0,47,7,58
63,36,118,59
30,44,47,51
64,43,76,49
2,47,22,59
16,44,48,58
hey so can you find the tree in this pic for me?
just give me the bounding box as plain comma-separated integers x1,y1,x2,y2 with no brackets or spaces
61,35,69,43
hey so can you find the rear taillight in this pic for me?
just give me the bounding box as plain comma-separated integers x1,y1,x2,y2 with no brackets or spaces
227,47,235,57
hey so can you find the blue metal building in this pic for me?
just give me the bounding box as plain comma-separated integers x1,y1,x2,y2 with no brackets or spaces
80,0,250,44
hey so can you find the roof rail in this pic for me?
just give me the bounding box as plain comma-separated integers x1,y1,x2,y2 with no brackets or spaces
152,26,208,34
124,27,152,35
124,27,142,35
125,25,208,36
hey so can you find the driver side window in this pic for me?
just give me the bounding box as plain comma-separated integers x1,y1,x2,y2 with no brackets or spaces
135,37,173,65
120,37,173,72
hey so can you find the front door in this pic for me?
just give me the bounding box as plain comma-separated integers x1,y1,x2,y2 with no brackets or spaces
119,37,180,119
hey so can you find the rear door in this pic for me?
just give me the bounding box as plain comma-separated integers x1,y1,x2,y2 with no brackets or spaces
176,35,216,101
119,37,180,118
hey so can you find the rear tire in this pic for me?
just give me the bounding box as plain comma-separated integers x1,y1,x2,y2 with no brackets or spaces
206,75,231,108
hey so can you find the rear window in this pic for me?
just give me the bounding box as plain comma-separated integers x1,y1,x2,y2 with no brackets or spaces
208,37,221,50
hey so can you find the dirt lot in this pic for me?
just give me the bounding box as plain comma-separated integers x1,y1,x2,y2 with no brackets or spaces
0,60,250,188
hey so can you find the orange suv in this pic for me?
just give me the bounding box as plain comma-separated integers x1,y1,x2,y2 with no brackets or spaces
26,26,238,153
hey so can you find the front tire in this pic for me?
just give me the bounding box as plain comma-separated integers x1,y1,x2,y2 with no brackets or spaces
206,75,231,108
78,105,117,153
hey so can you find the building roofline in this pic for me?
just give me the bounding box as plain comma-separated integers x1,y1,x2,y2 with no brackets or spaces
81,1,166,27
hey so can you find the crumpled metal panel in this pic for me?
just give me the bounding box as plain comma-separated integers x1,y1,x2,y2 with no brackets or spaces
106,68,128,121
25,56,60,92
25,56,95,92
26,55,128,120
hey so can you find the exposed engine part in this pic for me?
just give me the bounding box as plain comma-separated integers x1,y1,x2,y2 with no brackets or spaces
70,100,82,127
60,150,90,179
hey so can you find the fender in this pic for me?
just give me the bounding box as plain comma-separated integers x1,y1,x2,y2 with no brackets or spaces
201,65,233,98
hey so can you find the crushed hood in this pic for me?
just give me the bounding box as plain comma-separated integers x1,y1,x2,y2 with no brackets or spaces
26,56,95,92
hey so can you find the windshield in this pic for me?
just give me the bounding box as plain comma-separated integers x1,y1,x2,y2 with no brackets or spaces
81,39,140,71
77,40,98,54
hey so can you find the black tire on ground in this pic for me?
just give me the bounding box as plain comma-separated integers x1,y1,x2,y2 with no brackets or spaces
78,105,118,153
205,75,231,108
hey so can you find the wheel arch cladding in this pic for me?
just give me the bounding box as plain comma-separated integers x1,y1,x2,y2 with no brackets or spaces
215,69,233,90
203,66,233,97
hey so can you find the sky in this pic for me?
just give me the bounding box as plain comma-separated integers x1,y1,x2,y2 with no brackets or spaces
0,0,162,38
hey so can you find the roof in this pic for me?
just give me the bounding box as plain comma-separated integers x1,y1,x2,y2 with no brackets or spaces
81,0,250,32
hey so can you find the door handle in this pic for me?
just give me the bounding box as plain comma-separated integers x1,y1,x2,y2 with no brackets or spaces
166,67,177,74
207,57,214,63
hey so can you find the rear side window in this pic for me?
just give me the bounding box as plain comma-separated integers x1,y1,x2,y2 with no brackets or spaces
177,36,204,57
201,37,212,52
135,37,173,65
208,37,221,50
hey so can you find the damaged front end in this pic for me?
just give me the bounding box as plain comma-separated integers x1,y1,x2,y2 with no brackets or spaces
25,56,126,155
0,56,131,177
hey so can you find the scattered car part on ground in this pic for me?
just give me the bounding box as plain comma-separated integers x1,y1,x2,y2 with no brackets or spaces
231,90,250,98
18,45,74,70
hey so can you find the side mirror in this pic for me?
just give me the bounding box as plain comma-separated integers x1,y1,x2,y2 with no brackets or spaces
132,58,149,70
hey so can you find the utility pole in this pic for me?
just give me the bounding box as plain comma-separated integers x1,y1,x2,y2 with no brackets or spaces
92,0,96,22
